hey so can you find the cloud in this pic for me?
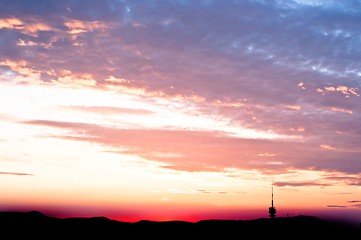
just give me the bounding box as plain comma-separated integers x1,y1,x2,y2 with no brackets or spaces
0,171,33,176
21,119,361,174
273,181,330,187
317,85,360,97
23,120,86,129
286,0,361,13
0,17,55,37
326,205,347,208
65,106,154,115
330,107,353,115
64,19,110,35
0,18,23,30
324,176,361,186
320,144,336,150
1,1,360,176
167,188,244,195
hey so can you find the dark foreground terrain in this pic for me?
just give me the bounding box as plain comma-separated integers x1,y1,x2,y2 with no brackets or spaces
0,211,359,239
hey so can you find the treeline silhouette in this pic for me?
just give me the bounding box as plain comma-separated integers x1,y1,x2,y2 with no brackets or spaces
0,211,359,239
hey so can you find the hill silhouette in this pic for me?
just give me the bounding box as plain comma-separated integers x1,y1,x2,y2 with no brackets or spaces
0,211,359,239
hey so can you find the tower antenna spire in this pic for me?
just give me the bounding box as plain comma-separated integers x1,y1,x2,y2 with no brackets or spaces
269,185,277,219
272,185,273,207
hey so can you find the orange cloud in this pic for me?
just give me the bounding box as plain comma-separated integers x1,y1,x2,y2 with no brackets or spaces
0,18,23,29
0,17,54,37
0,59,42,83
57,75,96,88
297,127,305,132
64,20,109,34
23,22,53,36
320,144,336,150
318,85,359,97
330,107,353,115
286,105,301,110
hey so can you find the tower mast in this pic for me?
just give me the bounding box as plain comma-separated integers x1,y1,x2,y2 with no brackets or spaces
269,185,277,219
272,186,273,207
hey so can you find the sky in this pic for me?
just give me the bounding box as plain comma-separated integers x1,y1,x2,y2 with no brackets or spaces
0,0,360,224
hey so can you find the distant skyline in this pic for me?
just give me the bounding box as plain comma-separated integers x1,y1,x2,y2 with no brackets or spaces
0,0,360,224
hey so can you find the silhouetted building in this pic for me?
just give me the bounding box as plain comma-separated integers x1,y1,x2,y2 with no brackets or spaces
269,186,277,219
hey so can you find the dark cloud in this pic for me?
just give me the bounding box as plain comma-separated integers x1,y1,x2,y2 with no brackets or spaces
326,205,347,208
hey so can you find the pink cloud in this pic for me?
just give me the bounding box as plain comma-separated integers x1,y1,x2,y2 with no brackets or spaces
324,176,361,186
21,119,361,175
1,0,360,179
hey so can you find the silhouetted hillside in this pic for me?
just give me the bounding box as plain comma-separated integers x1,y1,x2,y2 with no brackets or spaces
0,211,359,239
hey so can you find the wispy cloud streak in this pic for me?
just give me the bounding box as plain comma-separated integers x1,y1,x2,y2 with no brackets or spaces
0,171,33,176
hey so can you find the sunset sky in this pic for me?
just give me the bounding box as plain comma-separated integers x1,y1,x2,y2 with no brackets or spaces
0,0,360,224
